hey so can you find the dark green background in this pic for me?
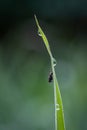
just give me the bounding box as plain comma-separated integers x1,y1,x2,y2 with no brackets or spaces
0,0,87,130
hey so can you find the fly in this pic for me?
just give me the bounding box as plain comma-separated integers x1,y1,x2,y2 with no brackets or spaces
48,72,53,83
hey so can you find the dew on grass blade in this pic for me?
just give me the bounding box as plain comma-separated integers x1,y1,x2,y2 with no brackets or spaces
38,30,42,36
52,57,57,67
56,104,60,111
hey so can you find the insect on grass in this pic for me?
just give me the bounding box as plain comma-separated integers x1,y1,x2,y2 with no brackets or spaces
48,72,53,83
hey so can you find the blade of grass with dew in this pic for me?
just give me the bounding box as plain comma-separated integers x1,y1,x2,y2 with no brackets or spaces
34,15,66,130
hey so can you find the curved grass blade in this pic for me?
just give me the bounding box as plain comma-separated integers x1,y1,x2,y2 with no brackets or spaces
34,15,52,58
34,15,66,130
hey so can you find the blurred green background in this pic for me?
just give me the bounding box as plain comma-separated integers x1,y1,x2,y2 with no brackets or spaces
0,0,87,130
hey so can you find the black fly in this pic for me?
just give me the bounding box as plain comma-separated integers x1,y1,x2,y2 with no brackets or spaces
48,72,53,83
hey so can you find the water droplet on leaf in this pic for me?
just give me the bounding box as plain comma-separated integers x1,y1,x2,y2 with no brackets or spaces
53,58,57,67
56,104,60,111
38,30,42,36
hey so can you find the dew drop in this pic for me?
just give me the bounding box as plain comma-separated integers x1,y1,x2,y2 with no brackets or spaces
56,104,60,111
52,58,57,67
38,30,42,36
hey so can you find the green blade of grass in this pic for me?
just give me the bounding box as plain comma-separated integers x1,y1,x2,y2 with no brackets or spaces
34,15,52,58
34,15,66,130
